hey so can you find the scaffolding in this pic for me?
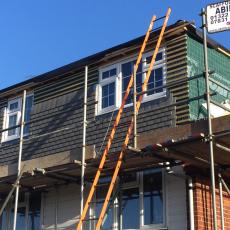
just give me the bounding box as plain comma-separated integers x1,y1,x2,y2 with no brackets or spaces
0,7,229,230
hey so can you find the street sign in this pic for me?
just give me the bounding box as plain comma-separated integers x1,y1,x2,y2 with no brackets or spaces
206,0,230,33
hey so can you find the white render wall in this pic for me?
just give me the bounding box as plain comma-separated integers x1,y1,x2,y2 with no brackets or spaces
41,184,82,230
165,166,188,230
41,167,187,230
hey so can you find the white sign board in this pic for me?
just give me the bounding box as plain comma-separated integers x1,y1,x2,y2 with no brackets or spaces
206,0,230,33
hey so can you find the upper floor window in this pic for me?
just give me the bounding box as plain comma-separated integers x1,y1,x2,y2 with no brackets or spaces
1,94,34,142
97,49,166,115
98,65,119,113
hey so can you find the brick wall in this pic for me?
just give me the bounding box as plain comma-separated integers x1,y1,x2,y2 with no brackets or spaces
193,177,230,230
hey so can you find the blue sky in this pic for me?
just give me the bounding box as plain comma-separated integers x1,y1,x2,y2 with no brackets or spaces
0,0,229,90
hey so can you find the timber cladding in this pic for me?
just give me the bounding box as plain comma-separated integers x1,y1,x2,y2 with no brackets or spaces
165,34,189,124
0,67,175,166
0,87,175,166
34,67,99,104
0,28,192,166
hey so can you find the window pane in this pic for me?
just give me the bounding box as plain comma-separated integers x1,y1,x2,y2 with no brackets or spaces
102,97,108,109
10,207,26,230
110,68,117,77
146,56,151,64
24,95,34,135
102,85,109,96
9,101,19,111
143,169,163,225
102,71,110,79
155,68,163,81
156,52,163,61
102,68,116,80
0,210,7,230
147,68,163,95
109,83,115,94
122,62,132,104
96,185,113,230
136,64,143,101
8,114,17,136
122,187,139,229
122,60,142,104
155,68,163,93
102,83,115,109
146,52,163,64
28,193,41,230
95,200,113,230
147,71,155,96
109,95,114,107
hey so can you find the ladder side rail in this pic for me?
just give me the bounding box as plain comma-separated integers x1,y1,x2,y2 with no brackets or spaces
95,8,171,230
76,15,157,230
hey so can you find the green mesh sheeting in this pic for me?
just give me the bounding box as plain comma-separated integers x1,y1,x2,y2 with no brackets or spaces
187,36,230,120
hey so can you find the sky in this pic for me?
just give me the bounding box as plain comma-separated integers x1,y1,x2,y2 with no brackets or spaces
0,0,229,90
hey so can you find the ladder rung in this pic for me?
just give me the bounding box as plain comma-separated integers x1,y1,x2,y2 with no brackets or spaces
88,200,102,204
95,182,111,187
88,197,113,204
83,217,99,222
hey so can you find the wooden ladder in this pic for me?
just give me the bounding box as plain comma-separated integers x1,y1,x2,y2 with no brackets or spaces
76,8,171,230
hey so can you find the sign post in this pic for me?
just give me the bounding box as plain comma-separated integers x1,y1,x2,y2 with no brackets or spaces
201,7,218,230
206,0,230,33
201,2,229,230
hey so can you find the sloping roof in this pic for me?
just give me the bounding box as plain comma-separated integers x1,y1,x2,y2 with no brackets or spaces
0,20,229,97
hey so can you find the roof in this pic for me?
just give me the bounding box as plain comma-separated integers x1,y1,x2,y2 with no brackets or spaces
0,20,229,97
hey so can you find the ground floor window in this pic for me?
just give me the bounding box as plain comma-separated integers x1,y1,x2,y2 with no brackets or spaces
0,192,41,230
143,169,163,225
92,169,165,230
121,187,139,229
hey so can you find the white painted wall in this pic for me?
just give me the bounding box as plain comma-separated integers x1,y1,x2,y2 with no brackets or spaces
42,184,82,230
165,166,187,230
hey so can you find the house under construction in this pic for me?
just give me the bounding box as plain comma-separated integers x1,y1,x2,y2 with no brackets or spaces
0,10,230,230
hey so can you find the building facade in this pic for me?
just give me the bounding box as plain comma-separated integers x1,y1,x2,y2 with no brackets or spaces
0,20,229,230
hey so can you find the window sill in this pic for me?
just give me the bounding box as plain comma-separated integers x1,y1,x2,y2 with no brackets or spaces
96,92,167,116
1,136,19,143
1,133,29,144
140,226,167,230
96,105,118,116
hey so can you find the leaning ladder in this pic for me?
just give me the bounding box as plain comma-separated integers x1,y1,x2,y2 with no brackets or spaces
76,8,171,230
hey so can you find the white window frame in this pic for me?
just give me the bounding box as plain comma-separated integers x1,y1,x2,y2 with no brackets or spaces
139,169,166,230
97,48,167,115
97,64,120,115
142,48,167,103
93,169,165,230
23,94,34,136
1,93,33,143
2,98,22,142
120,56,144,108
0,192,41,230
